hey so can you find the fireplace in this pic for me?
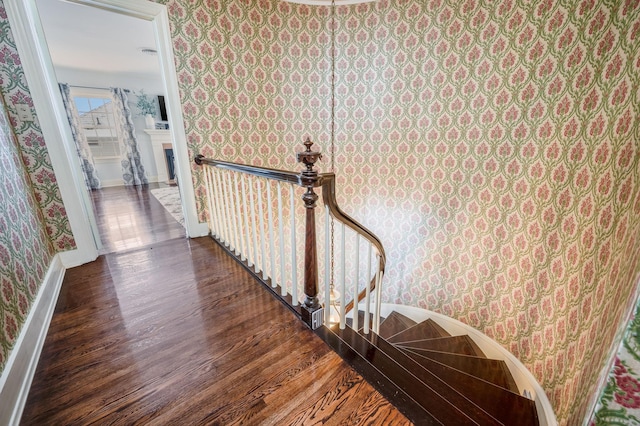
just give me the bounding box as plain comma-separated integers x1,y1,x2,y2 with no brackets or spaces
164,148,175,181
144,129,175,184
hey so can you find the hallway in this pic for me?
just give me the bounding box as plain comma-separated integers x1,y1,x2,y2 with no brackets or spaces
20,187,408,424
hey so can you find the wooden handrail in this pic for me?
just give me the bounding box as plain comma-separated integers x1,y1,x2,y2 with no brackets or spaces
319,174,386,273
320,173,386,316
195,155,306,186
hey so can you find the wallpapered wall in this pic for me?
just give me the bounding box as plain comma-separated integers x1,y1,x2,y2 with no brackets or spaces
0,92,54,372
0,1,75,251
0,0,70,379
161,0,640,423
0,0,636,422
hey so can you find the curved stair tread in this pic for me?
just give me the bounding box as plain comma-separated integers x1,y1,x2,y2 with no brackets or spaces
396,335,486,357
378,311,417,338
399,347,520,393
387,319,450,343
396,350,538,426
355,329,507,425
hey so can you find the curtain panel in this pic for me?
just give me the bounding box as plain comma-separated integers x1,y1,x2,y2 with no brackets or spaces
58,83,101,190
111,87,148,186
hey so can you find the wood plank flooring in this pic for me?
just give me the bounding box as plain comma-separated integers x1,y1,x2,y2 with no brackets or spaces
90,184,185,254
21,236,410,425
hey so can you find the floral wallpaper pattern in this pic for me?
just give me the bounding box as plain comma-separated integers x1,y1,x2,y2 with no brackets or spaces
160,0,640,423
0,1,75,251
592,299,640,425
0,93,54,372
160,0,333,219
0,0,636,423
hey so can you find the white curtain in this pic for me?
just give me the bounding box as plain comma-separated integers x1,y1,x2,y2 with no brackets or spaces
110,87,148,186
58,83,101,190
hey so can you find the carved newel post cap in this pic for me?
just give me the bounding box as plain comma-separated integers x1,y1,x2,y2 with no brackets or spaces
296,137,322,176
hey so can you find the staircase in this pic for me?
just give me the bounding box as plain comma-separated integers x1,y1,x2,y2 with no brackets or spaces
195,145,555,425
318,304,549,425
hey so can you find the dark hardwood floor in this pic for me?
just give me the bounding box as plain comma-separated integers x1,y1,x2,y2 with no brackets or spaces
90,183,185,254
21,187,409,425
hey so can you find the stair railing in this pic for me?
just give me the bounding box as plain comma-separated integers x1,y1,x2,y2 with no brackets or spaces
195,139,386,333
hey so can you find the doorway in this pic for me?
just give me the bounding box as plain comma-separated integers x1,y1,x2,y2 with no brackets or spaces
5,0,208,266
36,0,185,253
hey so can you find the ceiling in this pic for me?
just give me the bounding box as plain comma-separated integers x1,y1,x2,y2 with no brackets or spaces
36,0,160,75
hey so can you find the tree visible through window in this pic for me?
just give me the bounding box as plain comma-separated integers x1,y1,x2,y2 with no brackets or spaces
74,96,121,160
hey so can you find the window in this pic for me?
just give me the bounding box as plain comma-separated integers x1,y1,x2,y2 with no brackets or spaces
74,94,121,160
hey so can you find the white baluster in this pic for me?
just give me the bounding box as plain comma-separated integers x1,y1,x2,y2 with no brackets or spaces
339,222,346,330
289,184,298,306
224,172,236,253
209,167,222,239
214,169,228,246
374,262,383,334
352,234,360,332
324,205,331,325
277,183,287,296
233,173,245,260
241,174,252,267
203,166,215,234
249,176,260,274
228,172,240,255
266,181,277,288
257,179,268,280
364,242,372,334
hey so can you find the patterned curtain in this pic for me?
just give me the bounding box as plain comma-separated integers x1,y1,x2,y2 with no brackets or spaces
58,83,101,190
110,87,148,186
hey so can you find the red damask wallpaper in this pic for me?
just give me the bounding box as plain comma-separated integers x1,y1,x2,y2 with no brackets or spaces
0,0,638,423
161,0,640,423
0,95,54,373
0,2,75,251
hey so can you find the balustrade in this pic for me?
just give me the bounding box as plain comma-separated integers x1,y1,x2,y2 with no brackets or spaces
195,139,385,331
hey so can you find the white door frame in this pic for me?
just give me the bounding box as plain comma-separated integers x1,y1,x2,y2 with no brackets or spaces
4,0,208,267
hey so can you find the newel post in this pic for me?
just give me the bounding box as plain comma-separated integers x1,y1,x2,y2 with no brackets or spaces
297,137,323,329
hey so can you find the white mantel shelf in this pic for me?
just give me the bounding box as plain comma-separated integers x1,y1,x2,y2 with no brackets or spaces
144,129,174,184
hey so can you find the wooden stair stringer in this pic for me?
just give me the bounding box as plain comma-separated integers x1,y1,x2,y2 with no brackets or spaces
400,347,520,393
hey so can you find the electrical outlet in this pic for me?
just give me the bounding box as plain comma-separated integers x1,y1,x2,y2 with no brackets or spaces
16,104,33,122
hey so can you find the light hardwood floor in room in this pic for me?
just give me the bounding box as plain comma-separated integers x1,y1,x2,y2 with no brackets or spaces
20,186,410,425
90,183,186,254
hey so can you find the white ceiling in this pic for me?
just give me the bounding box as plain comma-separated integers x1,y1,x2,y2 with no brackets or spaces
36,0,160,75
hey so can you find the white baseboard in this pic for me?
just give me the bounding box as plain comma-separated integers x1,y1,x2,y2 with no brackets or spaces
0,254,65,426
59,247,98,268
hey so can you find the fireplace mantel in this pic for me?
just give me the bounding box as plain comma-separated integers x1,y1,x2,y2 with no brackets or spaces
144,129,174,184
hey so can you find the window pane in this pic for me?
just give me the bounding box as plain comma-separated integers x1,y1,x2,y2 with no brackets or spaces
73,94,122,160
74,97,91,113
88,98,104,110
